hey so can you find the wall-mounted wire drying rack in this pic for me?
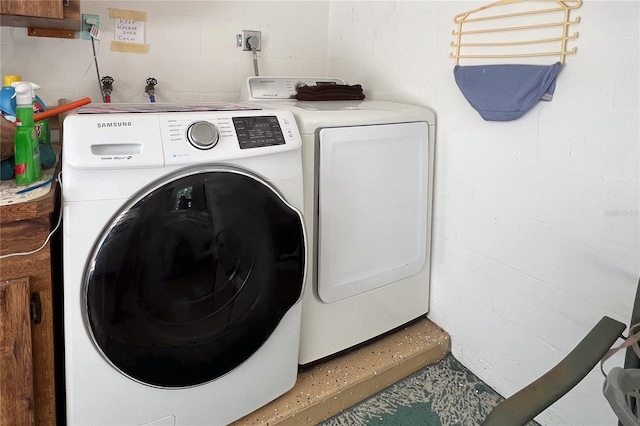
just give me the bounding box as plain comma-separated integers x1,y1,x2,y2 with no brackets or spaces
450,0,582,65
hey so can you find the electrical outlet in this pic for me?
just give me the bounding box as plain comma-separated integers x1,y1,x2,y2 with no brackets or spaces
81,14,101,40
237,30,261,51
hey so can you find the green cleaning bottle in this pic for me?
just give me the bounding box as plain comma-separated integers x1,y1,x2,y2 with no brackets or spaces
11,79,50,146
13,82,42,185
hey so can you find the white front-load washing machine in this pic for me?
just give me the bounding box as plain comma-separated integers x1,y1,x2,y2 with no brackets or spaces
62,103,307,425
240,77,436,364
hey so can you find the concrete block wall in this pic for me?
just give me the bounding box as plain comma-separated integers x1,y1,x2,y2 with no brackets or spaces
326,1,639,424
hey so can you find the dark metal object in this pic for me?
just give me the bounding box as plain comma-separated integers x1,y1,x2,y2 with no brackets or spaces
483,316,626,426
30,293,42,324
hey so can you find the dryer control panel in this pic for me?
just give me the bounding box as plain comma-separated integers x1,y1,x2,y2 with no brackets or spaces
240,76,345,100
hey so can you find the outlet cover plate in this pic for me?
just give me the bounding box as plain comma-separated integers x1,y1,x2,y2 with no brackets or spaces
81,14,101,40
238,30,261,51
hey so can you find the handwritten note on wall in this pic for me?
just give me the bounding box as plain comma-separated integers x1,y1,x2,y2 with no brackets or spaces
115,19,145,44
110,8,149,54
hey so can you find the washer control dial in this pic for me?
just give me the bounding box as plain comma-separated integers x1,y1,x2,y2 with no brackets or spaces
186,121,219,150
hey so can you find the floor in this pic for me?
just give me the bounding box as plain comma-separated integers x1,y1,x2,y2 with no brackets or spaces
231,318,450,426
319,354,509,426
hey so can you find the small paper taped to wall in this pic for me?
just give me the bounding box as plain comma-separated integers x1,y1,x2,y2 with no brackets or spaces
109,8,149,54
110,8,147,21
111,41,149,54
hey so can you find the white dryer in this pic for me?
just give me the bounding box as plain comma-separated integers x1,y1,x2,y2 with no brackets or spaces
240,77,436,364
62,103,307,425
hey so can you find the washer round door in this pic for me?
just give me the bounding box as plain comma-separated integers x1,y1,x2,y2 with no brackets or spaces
84,167,305,388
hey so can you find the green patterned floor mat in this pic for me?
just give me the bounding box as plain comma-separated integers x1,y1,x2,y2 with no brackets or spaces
320,354,536,426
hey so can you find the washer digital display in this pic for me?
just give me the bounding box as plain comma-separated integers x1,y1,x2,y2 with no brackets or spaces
233,116,285,149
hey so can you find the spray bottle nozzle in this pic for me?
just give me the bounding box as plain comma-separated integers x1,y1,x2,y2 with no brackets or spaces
11,82,41,106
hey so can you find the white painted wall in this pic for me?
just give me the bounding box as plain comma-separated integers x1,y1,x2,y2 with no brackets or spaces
327,1,639,425
2,1,638,425
0,1,329,104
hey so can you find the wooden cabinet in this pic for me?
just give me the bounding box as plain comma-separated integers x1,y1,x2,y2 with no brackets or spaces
0,182,59,425
0,277,35,425
0,0,80,31
1,0,65,20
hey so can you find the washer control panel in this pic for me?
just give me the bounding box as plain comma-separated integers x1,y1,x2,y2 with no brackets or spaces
63,106,301,169
160,110,300,166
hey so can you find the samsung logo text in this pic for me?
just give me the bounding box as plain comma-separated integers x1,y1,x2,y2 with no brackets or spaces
97,121,132,128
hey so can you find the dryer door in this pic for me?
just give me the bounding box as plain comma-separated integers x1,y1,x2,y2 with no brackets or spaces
83,167,305,388
317,122,429,303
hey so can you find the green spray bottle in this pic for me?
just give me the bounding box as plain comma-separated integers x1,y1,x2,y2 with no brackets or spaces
10,79,50,146
13,82,42,185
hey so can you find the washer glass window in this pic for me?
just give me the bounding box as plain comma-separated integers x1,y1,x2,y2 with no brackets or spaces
84,169,305,388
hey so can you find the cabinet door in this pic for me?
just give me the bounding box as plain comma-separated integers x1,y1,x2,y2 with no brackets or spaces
0,278,35,425
0,0,64,19
0,0,80,32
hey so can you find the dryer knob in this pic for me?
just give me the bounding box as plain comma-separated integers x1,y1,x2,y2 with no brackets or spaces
186,121,219,150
